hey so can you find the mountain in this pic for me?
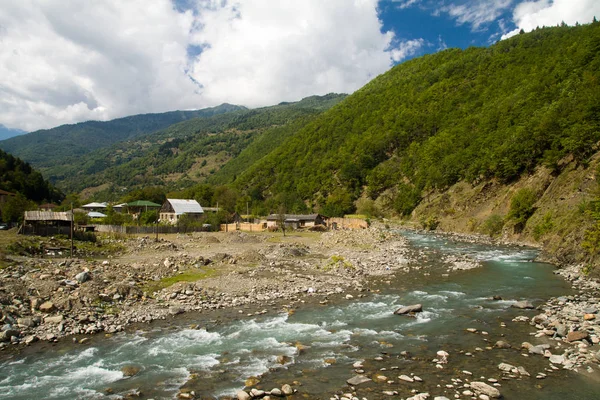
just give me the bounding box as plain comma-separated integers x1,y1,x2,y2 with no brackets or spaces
230,23,600,216
0,103,245,169
46,94,346,197
0,148,62,204
0,124,26,141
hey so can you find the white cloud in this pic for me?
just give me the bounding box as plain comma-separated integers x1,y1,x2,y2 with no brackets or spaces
392,0,422,9
441,0,513,31
501,0,600,39
390,39,426,61
0,0,415,131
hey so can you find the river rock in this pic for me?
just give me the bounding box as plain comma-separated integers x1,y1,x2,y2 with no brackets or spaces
237,390,251,400
281,384,293,395
549,355,564,364
584,314,596,321
556,325,568,337
470,382,501,398
17,317,37,328
0,329,19,342
121,365,141,376
168,306,184,316
75,271,91,283
250,388,265,397
511,301,534,309
347,375,371,386
394,304,423,315
495,340,511,349
498,362,515,372
566,331,589,342
24,335,38,345
399,374,414,382
269,388,283,397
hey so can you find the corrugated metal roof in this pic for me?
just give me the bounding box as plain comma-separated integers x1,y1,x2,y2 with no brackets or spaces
88,211,107,218
82,202,107,208
167,199,204,215
127,200,161,207
24,211,72,221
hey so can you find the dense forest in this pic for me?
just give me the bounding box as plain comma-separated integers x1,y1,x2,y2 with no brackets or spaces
229,22,600,216
0,103,244,169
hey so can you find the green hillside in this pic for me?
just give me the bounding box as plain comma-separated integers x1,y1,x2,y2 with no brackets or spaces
0,148,63,202
232,23,600,216
50,94,346,196
0,103,244,169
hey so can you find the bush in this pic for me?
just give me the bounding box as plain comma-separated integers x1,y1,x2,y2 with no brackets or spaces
481,214,504,237
532,212,554,241
420,215,439,231
507,188,537,226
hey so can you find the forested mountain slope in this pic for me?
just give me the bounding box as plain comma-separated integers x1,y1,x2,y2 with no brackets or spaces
233,23,600,215
0,103,244,169
0,149,62,204
51,94,346,197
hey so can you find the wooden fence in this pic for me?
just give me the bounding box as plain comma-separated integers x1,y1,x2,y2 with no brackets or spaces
327,217,369,229
93,225,207,234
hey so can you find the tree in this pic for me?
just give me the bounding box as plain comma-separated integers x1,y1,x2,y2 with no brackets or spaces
507,188,538,230
1,193,35,223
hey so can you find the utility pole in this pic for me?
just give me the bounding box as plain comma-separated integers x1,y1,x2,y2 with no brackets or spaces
70,203,74,258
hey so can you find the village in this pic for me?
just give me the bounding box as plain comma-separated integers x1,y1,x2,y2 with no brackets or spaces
12,194,369,240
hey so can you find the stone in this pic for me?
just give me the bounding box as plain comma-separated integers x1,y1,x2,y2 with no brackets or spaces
17,317,37,328
276,355,290,365
237,390,251,400
511,301,534,309
394,304,423,315
555,325,568,337
121,365,141,376
44,315,64,324
270,388,283,397
281,384,293,396
498,362,515,372
399,374,414,382
39,301,55,312
245,377,260,387
24,335,38,344
470,382,501,398
584,314,596,321
250,388,265,397
1,329,20,342
168,306,184,316
495,340,511,349
347,375,371,386
75,271,91,283
549,355,565,365
566,331,589,343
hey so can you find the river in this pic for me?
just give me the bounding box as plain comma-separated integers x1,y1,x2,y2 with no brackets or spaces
1,231,599,399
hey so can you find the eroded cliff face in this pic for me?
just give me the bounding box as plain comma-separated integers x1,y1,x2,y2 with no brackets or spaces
410,152,600,274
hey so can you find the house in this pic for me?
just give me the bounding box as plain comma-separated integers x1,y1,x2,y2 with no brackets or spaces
112,203,128,213
160,199,204,223
266,214,327,230
82,202,107,212
38,203,58,212
21,211,72,236
0,189,15,205
125,200,161,218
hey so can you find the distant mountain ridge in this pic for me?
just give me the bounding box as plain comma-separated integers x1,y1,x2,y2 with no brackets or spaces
0,124,26,141
0,103,245,168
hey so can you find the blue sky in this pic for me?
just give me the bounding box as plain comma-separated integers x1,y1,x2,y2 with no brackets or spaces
0,0,598,132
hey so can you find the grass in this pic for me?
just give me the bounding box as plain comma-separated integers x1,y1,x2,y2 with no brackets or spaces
143,267,217,295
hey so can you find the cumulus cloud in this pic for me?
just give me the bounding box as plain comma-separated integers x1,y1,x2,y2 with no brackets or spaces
0,0,417,131
502,0,600,39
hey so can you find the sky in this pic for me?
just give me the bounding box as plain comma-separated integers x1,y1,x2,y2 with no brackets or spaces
0,0,598,132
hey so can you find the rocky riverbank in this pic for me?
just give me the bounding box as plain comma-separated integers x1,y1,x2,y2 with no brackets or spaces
0,228,415,351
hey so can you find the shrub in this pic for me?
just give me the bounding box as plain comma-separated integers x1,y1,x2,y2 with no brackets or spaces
532,212,554,241
481,214,504,237
507,188,537,226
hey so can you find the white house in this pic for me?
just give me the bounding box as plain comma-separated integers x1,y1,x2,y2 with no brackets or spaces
159,199,204,224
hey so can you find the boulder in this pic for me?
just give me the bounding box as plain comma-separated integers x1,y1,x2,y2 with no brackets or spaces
281,384,293,396
75,271,91,283
566,330,589,343
495,340,511,349
17,317,37,328
555,325,568,337
498,363,515,372
394,304,423,315
549,355,564,365
121,365,141,377
44,315,64,324
237,390,251,400
470,381,501,398
269,388,283,397
346,375,371,386
511,301,534,309
0,329,19,342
